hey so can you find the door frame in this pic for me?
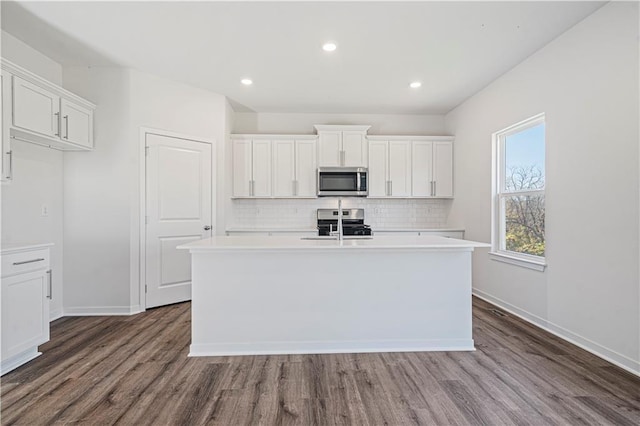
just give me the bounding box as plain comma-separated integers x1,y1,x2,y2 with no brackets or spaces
138,127,216,311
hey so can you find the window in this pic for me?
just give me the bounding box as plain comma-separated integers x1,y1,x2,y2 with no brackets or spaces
492,114,546,271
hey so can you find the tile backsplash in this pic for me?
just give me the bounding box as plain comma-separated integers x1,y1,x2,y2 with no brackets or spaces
229,198,452,230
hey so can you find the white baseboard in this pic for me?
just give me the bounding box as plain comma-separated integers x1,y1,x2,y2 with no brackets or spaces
49,309,64,322
1,348,41,376
473,289,640,377
63,305,143,316
190,339,475,357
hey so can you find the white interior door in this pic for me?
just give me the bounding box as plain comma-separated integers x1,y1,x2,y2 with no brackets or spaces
145,133,212,309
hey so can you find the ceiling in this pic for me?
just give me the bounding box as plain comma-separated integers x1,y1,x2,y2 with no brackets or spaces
1,1,605,114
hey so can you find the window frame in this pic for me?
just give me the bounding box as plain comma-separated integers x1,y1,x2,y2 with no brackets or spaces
491,113,547,271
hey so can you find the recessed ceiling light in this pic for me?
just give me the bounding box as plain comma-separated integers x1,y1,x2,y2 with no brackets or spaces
409,81,422,89
241,78,253,86
322,42,337,52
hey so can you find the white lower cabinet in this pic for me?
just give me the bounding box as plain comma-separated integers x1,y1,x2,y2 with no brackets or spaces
1,245,52,375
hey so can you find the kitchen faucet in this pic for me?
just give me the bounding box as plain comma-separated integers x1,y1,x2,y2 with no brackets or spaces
328,198,344,241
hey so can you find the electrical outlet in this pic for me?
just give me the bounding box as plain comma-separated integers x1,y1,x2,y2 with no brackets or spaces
41,204,49,217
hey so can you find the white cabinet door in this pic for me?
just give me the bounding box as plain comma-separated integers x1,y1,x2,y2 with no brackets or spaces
252,139,272,197
318,131,341,167
272,140,295,197
232,140,252,197
342,131,367,167
433,141,453,197
388,140,412,197
368,140,388,197
60,99,93,149
412,141,434,197
295,139,317,197
1,270,50,360
1,71,10,181
12,76,60,139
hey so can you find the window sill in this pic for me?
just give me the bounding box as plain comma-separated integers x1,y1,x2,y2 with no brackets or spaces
489,251,547,272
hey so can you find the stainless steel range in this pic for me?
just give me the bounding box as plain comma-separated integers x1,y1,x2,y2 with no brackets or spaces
317,208,372,237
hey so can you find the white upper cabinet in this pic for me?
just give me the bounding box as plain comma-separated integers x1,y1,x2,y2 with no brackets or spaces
411,141,434,197
232,135,317,198
388,140,412,197
1,59,96,151
12,76,60,139
294,139,317,197
272,140,296,197
272,139,317,197
60,98,93,149
232,138,271,198
232,139,252,197
317,130,341,167
412,139,454,198
251,139,272,197
367,139,411,198
368,140,388,197
433,141,453,197
315,125,370,167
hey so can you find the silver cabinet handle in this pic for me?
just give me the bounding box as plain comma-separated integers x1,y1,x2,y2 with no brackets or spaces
340,150,345,166
295,180,299,196
430,181,434,196
46,269,52,299
292,180,296,196
204,225,211,231
54,112,60,136
6,150,12,180
386,181,390,196
390,181,393,196
433,181,437,196
13,258,45,266
63,115,69,139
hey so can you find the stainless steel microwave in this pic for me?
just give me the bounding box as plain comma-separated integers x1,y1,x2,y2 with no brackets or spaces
317,167,368,197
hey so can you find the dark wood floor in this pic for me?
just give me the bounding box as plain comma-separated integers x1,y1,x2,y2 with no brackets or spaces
1,297,639,425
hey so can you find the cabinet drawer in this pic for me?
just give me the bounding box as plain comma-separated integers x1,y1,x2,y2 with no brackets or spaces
1,249,50,277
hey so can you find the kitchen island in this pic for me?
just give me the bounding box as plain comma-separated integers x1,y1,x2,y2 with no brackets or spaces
179,235,489,356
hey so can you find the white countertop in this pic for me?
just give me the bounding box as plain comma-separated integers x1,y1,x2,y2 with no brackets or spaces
1,242,54,254
225,227,465,233
179,235,489,252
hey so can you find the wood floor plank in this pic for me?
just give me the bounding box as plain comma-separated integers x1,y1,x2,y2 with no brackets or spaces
1,297,639,425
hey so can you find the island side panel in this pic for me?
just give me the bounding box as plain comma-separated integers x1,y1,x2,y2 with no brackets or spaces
190,248,474,356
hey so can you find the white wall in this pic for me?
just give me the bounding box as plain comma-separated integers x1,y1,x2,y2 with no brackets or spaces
62,67,228,313
62,67,132,314
1,30,61,85
1,30,64,319
234,112,446,135
445,1,639,374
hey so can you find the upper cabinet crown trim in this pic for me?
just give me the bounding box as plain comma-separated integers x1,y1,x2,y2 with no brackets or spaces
231,134,318,140
1,58,96,110
313,125,371,133
367,135,454,141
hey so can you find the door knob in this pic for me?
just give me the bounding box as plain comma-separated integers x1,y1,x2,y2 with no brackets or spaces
204,226,212,231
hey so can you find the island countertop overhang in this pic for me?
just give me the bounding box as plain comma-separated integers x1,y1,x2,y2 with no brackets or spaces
178,235,490,252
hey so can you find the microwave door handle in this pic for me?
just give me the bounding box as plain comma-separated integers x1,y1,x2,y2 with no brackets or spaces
356,172,361,191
